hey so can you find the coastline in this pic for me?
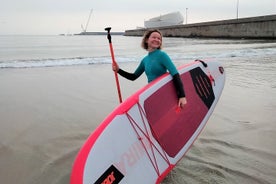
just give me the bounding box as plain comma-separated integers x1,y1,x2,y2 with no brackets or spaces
124,14,276,39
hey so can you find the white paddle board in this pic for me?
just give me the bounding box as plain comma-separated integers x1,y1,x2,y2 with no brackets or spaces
70,60,225,184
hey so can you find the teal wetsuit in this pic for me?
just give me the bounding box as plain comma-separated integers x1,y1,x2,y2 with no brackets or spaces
118,49,185,98
134,49,178,82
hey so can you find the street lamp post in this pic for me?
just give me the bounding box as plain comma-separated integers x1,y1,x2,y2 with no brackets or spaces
186,8,188,24
236,0,239,19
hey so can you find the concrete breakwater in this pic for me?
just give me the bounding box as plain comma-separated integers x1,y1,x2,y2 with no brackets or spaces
124,15,276,39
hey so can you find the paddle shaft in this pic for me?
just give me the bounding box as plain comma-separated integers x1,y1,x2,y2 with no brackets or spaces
105,27,123,103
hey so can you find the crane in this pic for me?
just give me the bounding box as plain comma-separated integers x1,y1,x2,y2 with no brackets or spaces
81,9,93,33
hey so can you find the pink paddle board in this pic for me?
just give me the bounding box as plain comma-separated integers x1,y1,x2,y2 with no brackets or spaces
70,60,225,184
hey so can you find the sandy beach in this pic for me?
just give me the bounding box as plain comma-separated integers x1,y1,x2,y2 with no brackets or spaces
1,60,276,184
0,64,146,184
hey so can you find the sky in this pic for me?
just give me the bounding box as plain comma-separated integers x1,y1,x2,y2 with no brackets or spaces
0,0,275,35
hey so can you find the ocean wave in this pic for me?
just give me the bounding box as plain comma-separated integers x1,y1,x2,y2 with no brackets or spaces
0,56,139,69
1,46,274,69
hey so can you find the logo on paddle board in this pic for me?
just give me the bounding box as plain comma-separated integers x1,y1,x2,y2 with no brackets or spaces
94,165,124,184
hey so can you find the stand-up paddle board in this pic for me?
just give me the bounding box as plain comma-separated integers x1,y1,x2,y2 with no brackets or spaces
70,60,225,184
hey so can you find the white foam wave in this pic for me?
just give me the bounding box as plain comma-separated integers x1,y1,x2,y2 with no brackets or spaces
0,56,139,69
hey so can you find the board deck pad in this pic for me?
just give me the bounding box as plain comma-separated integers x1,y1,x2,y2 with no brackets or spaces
144,67,213,157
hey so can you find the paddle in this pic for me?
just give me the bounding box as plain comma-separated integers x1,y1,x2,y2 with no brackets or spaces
105,27,123,103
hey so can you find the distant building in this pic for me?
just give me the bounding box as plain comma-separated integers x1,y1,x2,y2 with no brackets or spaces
144,12,184,28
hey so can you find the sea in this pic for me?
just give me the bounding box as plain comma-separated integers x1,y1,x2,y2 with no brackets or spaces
1,35,275,69
0,35,276,184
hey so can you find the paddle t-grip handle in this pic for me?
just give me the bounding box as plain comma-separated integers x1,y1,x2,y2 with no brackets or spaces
105,27,112,43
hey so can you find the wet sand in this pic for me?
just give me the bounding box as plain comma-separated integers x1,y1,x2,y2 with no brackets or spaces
1,60,276,184
0,64,145,184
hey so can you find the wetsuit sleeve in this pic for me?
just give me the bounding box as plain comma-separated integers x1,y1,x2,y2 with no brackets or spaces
160,51,185,98
118,69,139,81
161,52,178,76
118,60,145,81
172,73,185,98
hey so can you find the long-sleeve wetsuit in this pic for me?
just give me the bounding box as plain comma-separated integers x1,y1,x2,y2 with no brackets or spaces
118,49,185,98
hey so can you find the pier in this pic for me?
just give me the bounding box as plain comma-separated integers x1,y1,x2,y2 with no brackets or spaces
124,15,276,39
